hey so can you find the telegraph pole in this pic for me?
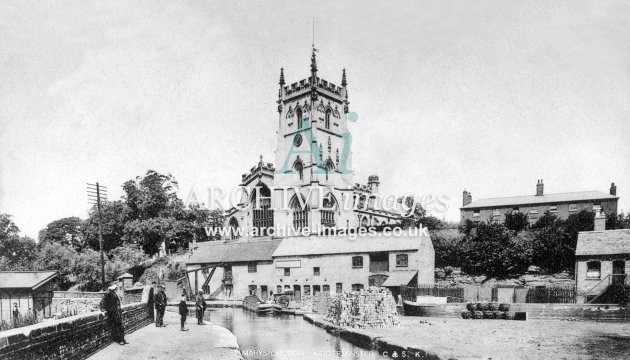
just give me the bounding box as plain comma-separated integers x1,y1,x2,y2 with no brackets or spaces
87,182,108,291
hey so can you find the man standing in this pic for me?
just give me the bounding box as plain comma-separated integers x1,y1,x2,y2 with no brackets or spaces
11,303,19,328
178,293,189,331
100,284,127,345
154,284,167,327
195,289,207,325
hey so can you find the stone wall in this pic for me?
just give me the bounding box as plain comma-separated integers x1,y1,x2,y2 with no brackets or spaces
0,297,154,359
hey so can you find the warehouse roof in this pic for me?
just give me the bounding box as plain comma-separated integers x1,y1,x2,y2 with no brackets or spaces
575,229,630,256
273,231,427,257
0,271,57,290
187,239,282,264
461,191,617,209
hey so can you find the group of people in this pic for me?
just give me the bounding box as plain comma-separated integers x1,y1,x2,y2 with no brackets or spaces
153,283,208,331
99,281,209,346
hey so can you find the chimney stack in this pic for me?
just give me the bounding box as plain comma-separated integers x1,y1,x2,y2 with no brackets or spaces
610,182,617,196
594,208,606,231
536,179,544,196
463,189,472,206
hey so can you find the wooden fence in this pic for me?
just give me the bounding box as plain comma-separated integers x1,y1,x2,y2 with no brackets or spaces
401,284,576,304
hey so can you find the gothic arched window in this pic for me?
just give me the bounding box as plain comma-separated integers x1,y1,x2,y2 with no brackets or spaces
296,107,303,129
320,193,337,228
251,183,273,237
228,217,240,240
290,194,309,231
293,160,304,181
325,109,331,129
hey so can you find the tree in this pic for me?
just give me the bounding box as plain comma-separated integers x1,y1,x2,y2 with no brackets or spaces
531,226,574,273
0,214,37,271
532,211,560,230
123,170,179,220
0,214,20,239
460,223,533,279
400,197,427,229
431,229,465,268
84,200,127,251
32,243,78,290
38,217,86,251
606,212,630,230
504,211,529,233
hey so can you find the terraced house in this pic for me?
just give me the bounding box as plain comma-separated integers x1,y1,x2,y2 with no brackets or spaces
460,180,618,225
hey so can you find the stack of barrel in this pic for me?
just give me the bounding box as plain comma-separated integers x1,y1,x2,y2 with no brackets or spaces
325,287,399,328
461,301,515,320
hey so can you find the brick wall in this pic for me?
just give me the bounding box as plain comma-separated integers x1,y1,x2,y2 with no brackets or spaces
0,298,154,359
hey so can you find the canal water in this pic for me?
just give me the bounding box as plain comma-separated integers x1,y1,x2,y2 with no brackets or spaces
206,308,386,360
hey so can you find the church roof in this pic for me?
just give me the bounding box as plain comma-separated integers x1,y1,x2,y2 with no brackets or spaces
272,231,428,257
461,191,617,209
187,239,283,265
575,229,630,256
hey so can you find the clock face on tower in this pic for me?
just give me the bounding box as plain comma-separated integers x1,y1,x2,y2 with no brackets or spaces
293,133,303,147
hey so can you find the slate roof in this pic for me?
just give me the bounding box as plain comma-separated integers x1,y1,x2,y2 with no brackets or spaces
461,191,617,209
187,239,283,264
575,229,630,256
272,232,426,257
0,271,57,290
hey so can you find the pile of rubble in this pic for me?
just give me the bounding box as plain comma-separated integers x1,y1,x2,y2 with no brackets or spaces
325,287,399,328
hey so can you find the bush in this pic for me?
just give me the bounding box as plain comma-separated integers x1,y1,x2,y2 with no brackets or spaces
461,310,471,319
472,311,483,319
498,303,511,311
431,229,465,268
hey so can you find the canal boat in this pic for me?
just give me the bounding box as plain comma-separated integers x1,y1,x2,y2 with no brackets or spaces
402,296,449,317
242,295,274,315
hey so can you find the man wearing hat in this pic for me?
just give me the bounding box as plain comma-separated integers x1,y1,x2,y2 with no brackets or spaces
100,283,127,345
195,289,207,325
154,284,167,327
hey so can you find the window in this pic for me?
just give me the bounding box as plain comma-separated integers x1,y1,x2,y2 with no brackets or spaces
352,256,363,268
352,284,364,292
294,161,304,181
336,283,343,293
313,267,320,276
569,204,578,212
512,207,520,213
296,108,303,129
248,263,257,273
248,285,257,295
313,285,321,295
325,109,331,129
304,285,311,295
586,261,601,279
473,210,480,218
549,206,558,213
323,285,330,293
284,268,290,276
396,254,409,267
290,194,309,230
492,209,501,217
277,285,282,294
530,209,538,214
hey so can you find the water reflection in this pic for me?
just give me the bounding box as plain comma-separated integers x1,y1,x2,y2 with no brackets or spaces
207,308,385,360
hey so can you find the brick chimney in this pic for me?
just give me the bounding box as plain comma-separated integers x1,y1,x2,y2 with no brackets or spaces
536,179,544,196
594,208,606,231
463,189,472,206
610,182,617,196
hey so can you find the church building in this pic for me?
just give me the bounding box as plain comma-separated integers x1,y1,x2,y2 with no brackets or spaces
185,50,434,300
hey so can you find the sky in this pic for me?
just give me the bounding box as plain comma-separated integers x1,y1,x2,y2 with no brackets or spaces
1,0,629,239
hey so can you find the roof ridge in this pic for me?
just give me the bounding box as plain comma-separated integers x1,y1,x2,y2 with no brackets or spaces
476,190,611,202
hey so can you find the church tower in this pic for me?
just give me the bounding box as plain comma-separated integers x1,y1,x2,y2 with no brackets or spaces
273,49,356,234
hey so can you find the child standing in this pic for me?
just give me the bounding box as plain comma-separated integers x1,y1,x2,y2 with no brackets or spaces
178,293,189,331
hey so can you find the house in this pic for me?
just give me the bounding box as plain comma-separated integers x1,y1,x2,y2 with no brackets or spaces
461,180,618,225
575,212,629,304
0,271,57,322
184,229,434,300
